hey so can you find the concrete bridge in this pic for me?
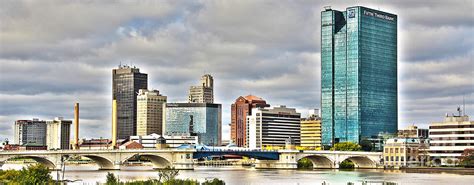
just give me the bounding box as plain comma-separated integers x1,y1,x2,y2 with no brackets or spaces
0,149,382,170
254,150,383,169
0,149,194,170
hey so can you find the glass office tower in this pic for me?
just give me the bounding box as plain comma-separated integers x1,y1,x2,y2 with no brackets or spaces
321,6,397,146
165,103,222,146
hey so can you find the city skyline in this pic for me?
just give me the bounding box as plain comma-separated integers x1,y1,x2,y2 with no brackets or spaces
0,1,473,141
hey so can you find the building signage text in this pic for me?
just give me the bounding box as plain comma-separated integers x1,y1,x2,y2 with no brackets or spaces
364,10,395,21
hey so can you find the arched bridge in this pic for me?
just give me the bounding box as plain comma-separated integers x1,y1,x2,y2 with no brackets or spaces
0,149,194,170
193,149,279,160
0,149,382,170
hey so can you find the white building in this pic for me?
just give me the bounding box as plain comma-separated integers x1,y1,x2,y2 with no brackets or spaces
428,114,474,166
137,89,167,136
246,105,301,149
46,117,72,150
130,133,198,148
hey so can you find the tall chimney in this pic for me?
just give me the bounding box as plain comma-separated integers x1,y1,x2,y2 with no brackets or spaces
74,103,80,149
112,100,117,148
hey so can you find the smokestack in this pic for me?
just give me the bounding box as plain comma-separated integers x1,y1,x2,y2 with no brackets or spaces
112,100,117,148
74,103,80,149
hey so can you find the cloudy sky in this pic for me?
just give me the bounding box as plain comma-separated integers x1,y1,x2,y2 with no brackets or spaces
0,0,473,142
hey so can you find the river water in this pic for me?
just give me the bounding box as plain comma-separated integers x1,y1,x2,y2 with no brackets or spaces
2,164,474,185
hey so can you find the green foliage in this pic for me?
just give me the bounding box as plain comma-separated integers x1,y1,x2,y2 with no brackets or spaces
106,172,120,185
339,160,355,169
460,149,474,168
163,178,199,185
330,142,361,151
158,166,180,182
297,158,313,169
359,139,373,151
0,164,52,184
202,178,225,185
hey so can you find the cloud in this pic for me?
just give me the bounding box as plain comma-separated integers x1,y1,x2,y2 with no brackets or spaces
0,0,473,142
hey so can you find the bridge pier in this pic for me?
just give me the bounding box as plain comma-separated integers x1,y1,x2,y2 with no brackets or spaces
255,150,298,169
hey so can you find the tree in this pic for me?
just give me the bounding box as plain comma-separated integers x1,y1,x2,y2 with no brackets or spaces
0,164,53,184
460,148,474,168
297,158,313,169
330,142,361,151
158,166,180,182
339,160,355,169
360,139,373,151
202,178,226,185
106,172,120,185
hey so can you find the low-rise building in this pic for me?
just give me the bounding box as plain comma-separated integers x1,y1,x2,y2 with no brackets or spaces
383,138,429,168
428,113,474,166
119,141,144,150
78,138,113,150
300,113,322,149
398,125,429,139
130,133,198,148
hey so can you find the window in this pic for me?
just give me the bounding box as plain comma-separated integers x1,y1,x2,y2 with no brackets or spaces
391,156,394,161
395,148,399,153
401,157,404,161
390,148,393,153
386,156,389,161
400,148,404,153
385,148,388,153
395,156,399,161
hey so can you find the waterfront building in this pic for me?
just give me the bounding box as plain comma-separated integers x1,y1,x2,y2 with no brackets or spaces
165,103,221,146
130,133,198,148
118,141,143,150
14,119,47,146
366,132,397,152
188,74,214,103
384,138,429,168
246,105,301,149
137,89,167,136
231,95,270,147
428,113,474,166
78,138,113,150
398,125,429,139
112,65,148,140
46,117,72,150
321,6,398,146
300,113,322,149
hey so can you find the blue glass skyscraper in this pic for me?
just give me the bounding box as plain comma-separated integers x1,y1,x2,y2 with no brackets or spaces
321,6,398,146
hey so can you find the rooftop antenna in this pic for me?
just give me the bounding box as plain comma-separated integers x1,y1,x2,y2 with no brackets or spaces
463,95,466,116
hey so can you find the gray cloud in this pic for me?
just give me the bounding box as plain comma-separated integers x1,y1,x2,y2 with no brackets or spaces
0,0,473,142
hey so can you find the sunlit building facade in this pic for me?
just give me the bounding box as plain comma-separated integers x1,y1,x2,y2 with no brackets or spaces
165,103,221,146
321,6,398,146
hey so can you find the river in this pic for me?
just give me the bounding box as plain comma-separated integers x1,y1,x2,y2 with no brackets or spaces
2,164,474,185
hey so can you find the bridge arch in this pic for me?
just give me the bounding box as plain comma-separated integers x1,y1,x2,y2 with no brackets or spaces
80,155,115,170
340,156,377,168
124,154,172,169
297,155,334,168
1,156,56,169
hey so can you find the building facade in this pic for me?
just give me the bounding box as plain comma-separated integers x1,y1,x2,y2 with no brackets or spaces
137,89,167,136
112,65,148,140
188,74,214,103
384,138,429,168
46,117,72,150
130,133,198,148
428,114,474,166
246,105,301,149
321,6,398,146
231,95,270,147
300,115,322,149
398,125,429,139
165,103,221,146
14,119,47,146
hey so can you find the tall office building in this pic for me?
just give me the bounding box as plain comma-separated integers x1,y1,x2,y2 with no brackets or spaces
46,117,72,150
231,95,270,147
246,105,301,149
112,65,148,140
137,89,167,136
321,6,398,146
188,74,214,103
165,103,222,146
14,119,47,146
